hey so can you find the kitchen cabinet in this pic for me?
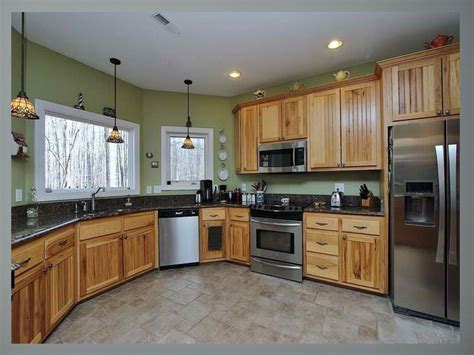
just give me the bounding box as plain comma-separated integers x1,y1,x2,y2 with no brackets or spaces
308,89,341,169
200,208,226,262
123,227,155,279
228,221,250,264
303,212,386,294
443,52,460,115
11,265,44,344
44,248,75,332
281,96,307,140
234,111,242,173
341,233,379,289
79,233,123,297
376,43,459,123
258,101,281,143
340,81,380,168
240,105,259,173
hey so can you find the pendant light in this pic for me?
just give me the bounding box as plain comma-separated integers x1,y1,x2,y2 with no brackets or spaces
106,57,124,143
181,79,194,149
10,12,39,120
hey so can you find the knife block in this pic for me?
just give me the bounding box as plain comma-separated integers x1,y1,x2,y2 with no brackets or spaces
361,192,375,208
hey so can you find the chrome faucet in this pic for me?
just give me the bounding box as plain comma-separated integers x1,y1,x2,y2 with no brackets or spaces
91,187,105,212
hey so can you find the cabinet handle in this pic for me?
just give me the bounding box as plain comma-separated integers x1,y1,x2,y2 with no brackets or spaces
48,263,53,269
316,265,328,270
342,235,347,241
17,257,31,267
58,240,67,246
353,225,367,230
124,235,128,240
316,242,328,246
43,263,53,272
235,215,244,218
316,222,328,226
209,214,218,217
444,109,451,115
119,235,124,240
437,110,442,115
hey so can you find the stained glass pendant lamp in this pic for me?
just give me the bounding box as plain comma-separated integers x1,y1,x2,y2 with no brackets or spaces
10,12,39,120
106,57,124,143
182,79,194,149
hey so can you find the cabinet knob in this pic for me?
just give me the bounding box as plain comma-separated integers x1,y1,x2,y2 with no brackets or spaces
342,235,347,241
124,235,128,240
58,240,67,246
444,109,451,115
437,110,442,115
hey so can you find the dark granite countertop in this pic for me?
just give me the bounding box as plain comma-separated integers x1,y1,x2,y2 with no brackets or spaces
11,203,251,246
303,203,384,216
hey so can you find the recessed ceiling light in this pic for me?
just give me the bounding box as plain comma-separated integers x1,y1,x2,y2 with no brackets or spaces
328,39,343,49
228,70,241,78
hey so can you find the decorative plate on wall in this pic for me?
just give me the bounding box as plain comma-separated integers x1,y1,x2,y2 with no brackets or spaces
218,163,229,181
219,131,227,144
218,149,228,161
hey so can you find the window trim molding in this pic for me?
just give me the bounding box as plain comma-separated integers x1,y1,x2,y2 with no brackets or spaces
160,126,214,191
34,99,140,201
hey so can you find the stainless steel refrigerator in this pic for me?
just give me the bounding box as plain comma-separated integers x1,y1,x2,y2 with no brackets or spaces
390,118,459,325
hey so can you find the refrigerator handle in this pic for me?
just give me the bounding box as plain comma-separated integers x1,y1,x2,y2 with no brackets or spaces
435,145,446,264
448,144,458,265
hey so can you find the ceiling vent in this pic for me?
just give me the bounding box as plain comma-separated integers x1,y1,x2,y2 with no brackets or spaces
152,13,181,35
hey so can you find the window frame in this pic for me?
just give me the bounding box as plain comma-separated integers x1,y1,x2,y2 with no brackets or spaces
34,99,140,201
160,126,214,191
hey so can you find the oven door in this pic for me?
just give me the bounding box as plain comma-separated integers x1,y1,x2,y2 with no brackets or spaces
250,217,302,265
258,141,306,173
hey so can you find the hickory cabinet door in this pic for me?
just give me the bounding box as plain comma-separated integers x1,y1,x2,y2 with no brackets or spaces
229,221,250,263
308,89,341,169
340,81,379,167
234,111,242,173
443,53,460,116
281,96,307,140
258,101,281,143
241,105,259,172
122,227,155,279
391,57,442,121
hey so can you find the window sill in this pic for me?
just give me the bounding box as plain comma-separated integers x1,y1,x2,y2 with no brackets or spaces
160,185,200,191
36,189,140,202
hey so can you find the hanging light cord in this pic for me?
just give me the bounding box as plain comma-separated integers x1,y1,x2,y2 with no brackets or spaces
114,63,117,122
21,12,25,94
187,82,190,131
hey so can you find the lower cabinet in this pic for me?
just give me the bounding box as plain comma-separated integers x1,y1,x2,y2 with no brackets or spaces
200,220,226,261
228,221,250,263
123,227,155,279
79,233,123,297
11,265,45,344
45,248,75,332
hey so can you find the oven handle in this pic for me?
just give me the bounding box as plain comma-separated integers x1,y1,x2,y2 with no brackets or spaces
250,218,301,227
251,257,302,270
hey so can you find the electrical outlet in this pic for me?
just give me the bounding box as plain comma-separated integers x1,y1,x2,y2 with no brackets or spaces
335,183,345,192
241,183,247,192
146,186,152,194
153,185,162,194
15,189,22,202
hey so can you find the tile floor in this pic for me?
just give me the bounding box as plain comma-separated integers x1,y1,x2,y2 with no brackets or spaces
45,262,459,344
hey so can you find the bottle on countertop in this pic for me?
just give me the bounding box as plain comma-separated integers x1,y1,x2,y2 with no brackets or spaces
242,193,247,205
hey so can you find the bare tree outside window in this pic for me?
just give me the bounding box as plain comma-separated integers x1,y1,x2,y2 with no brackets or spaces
45,114,129,190
169,136,205,182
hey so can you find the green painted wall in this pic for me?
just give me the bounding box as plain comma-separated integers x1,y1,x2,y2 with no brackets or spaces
11,28,381,206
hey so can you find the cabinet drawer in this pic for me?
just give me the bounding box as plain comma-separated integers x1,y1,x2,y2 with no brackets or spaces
78,217,122,241
306,214,339,231
123,212,155,232
45,226,75,259
201,208,226,221
306,230,339,256
228,208,249,222
342,218,380,236
12,238,45,276
306,252,339,281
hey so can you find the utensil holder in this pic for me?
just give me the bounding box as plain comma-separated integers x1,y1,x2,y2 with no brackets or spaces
256,191,265,204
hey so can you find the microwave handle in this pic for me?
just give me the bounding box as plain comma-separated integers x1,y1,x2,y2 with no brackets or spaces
292,147,296,167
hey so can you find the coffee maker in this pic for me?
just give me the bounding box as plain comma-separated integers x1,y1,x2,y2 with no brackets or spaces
200,180,213,203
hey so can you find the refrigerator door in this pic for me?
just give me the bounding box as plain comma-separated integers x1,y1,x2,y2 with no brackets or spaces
446,118,460,322
391,120,446,318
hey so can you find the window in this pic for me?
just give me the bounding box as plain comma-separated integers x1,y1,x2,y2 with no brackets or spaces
35,100,140,201
161,126,213,190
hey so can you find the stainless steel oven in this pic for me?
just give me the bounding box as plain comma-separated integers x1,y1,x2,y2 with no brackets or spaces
258,140,306,173
250,213,303,282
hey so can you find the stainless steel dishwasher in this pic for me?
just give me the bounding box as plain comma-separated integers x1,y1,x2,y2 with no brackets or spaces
159,208,199,268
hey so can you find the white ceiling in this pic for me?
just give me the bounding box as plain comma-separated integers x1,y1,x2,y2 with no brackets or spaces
12,12,459,97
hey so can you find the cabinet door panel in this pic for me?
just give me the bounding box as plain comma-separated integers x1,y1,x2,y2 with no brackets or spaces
259,101,281,143
341,81,379,167
45,248,75,330
308,89,341,169
79,234,123,297
11,265,44,344
391,58,442,121
241,106,259,172
282,96,307,140
443,53,460,115
229,221,250,263
234,111,241,172
123,228,155,278
343,233,378,289
200,220,226,261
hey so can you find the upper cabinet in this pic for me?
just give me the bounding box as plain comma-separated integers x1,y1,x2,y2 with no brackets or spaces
281,96,307,140
259,101,281,143
376,43,460,124
239,106,259,173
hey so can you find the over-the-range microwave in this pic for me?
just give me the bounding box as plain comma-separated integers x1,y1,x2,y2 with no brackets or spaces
258,140,306,173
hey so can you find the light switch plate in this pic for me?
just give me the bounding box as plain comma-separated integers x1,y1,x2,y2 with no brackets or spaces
335,183,345,192
153,185,161,194
146,186,152,194
15,189,22,202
